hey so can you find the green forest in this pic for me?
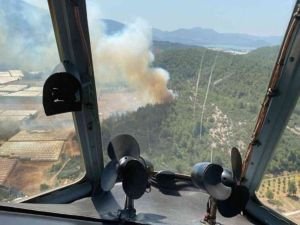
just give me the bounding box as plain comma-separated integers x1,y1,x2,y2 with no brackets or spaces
101,43,300,175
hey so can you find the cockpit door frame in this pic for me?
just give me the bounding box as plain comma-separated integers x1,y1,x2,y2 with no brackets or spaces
47,0,104,194
243,2,300,224
243,1,300,195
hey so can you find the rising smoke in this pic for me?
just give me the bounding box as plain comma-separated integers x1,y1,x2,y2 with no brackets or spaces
90,19,174,104
0,0,58,72
0,0,174,104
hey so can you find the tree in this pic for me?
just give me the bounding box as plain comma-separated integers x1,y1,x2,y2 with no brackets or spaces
287,180,297,196
266,189,274,200
40,183,50,192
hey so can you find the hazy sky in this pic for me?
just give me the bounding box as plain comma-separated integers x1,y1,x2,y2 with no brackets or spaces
25,0,296,36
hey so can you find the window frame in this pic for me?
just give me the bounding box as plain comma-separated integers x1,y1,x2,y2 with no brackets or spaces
243,1,300,193
242,2,300,224
48,0,104,193
2,3,299,225
3,0,104,204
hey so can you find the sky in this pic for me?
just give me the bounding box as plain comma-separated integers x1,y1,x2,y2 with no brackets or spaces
25,0,296,36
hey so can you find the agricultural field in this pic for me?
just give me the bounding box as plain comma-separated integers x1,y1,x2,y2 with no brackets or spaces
257,172,300,223
0,158,17,185
4,135,83,199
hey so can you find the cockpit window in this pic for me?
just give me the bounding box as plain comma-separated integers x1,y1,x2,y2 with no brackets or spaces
256,98,300,224
87,0,295,173
0,1,85,202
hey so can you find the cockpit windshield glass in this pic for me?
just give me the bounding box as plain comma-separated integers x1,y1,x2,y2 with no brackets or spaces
0,1,85,202
86,1,295,173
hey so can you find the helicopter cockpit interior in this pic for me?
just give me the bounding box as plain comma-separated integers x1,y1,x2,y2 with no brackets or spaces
0,0,300,224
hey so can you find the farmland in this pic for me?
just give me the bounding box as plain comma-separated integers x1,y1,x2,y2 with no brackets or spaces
2,131,83,199
0,77,144,201
257,172,300,223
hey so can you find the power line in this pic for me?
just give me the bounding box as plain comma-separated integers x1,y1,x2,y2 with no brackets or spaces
193,50,206,120
199,52,219,140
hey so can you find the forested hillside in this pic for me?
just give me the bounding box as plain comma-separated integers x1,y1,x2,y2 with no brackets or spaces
101,44,300,174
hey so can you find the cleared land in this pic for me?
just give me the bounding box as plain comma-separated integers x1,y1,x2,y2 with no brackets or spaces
6,161,54,196
0,158,17,185
98,91,145,120
0,89,144,199
3,136,82,197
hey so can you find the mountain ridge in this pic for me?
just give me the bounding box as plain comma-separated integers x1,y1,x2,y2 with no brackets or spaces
0,0,282,50
103,19,282,50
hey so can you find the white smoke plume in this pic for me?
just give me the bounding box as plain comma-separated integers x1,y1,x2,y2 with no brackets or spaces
0,1,58,72
90,19,174,104
0,0,174,104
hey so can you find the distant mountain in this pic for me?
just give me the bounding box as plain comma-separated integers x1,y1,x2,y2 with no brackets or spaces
0,0,51,45
101,20,282,50
0,0,283,55
0,0,54,71
102,19,125,35
153,27,282,49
